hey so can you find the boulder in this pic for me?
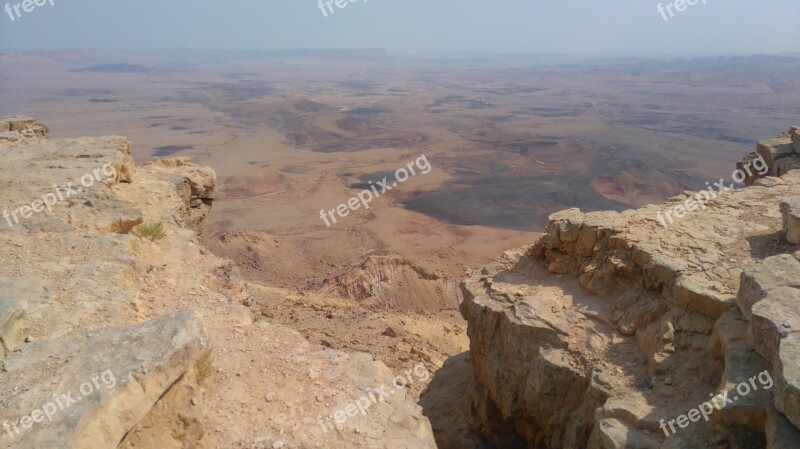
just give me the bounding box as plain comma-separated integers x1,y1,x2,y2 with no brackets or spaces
3,115,37,131
757,138,795,176
588,418,659,449
735,254,800,319
0,311,208,449
0,278,49,360
713,346,800,449
775,334,800,430
0,131,20,143
749,287,800,366
775,155,800,177
738,152,763,186
144,158,218,229
0,116,48,142
0,282,28,359
781,198,800,244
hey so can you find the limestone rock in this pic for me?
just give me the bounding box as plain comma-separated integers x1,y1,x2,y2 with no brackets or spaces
738,152,764,186
748,286,800,428
757,138,796,176
0,116,48,146
713,346,800,448
736,255,800,319
774,334,800,431
0,117,437,449
0,278,43,359
709,309,749,376
460,248,619,448
0,134,140,234
3,115,38,131
462,126,800,448
781,198,800,244
776,155,800,177
144,157,217,229
418,353,491,449
323,255,462,312
0,131,20,142
0,311,208,449
588,418,659,449
739,126,800,185
310,350,436,449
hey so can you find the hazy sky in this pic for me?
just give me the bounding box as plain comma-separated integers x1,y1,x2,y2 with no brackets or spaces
0,0,798,55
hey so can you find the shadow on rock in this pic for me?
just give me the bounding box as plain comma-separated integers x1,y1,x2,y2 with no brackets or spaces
419,352,496,449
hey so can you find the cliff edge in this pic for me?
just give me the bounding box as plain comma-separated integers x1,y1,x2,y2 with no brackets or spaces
0,116,436,449
460,126,800,448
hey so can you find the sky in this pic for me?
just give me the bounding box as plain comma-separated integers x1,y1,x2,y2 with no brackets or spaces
0,0,798,55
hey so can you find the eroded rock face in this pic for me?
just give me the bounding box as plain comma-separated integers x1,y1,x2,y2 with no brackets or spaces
741,126,800,186
0,117,436,449
462,127,800,448
322,255,463,312
0,278,39,360
757,138,796,177
0,115,48,144
0,311,208,449
143,157,217,230
781,199,800,244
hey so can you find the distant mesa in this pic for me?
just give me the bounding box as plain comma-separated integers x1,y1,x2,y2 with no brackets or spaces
71,63,153,73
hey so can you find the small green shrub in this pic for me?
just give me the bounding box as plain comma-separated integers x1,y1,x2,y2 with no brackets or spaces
134,221,166,241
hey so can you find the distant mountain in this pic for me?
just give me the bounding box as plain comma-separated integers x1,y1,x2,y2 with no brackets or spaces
71,63,152,73
260,48,392,61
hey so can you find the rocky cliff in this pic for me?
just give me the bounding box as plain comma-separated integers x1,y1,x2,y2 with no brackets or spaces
0,116,436,449
460,126,800,448
321,255,463,313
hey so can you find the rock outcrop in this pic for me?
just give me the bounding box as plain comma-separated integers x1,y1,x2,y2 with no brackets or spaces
322,255,463,312
1,311,208,449
461,126,800,448
782,199,800,244
0,117,436,449
0,115,48,144
741,126,800,185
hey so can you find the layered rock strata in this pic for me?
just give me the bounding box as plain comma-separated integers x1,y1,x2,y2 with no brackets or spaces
321,255,463,312
0,117,436,449
740,126,800,185
461,127,800,448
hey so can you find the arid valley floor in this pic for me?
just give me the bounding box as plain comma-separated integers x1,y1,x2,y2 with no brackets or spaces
2,50,799,447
